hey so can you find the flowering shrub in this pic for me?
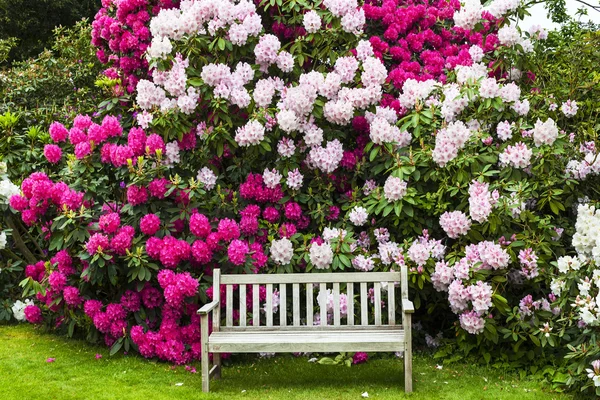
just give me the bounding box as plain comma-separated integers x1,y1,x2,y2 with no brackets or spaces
2,0,600,395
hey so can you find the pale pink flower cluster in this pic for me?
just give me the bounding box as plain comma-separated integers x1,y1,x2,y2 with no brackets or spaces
318,289,349,317
303,10,321,33
453,0,483,30
486,0,520,18
262,168,282,189
277,137,296,158
235,120,265,146
468,45,484,63
498,25,521,46
479,78,500,98
519,248,539,279
459,310,486,334
165,142,181,165
499,142,533,169
532,118,559,146
355,40,373,61
306,139,344,173
406,233,446,267
254,34,286,71
286,168,304,189
270,237,294,265
147,36,172,60
432,121,471,166
348,206,368,226
137,56,199,114
340,8,365,35
368,109,410,146
383,176,408,202
323,0,357,18
466,241,511,270
197,167,217,190
439,211,471,238
149,0,262,46
455,63,487,85
561,100,578,118
566,153,600,180
528,24,548,40
309,242,334,269
352,254,375,271
201,62,254,108
440,84,468,121
398,79,438,109
496,120,513,141
468,181,495,223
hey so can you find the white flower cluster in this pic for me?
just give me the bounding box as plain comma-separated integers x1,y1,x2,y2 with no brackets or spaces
309,242,334,269
270,237,294,265
0,163,20,204
11,299,33,321
572,204,600,261
0,231,6,250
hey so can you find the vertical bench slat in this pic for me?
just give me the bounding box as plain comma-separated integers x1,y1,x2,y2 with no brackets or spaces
293,284,300,326
319,283,327,326
266,283,273,327
360,282,368,326
279,283,287,326
239,284,246,327
252,284,259,327
387,282,395,326
226,284,233,327
333,282,340,326
306,284,313,326
212,269,221,333
374,282,381,325
347,282,354,326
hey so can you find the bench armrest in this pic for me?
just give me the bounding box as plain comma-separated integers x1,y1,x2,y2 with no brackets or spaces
198,300,219,315
402,299,414,314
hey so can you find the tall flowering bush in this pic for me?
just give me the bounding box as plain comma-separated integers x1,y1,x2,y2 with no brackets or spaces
4,0,599,393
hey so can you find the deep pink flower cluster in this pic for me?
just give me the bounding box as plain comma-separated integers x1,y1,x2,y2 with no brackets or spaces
239,173,284,203
140,213,162,235
25,261,46,282
157,270,199,307
92,0,179,93
362,0,500,90
9,173,85,226
146,236,192,268
51,250,75,276
24,305,44,324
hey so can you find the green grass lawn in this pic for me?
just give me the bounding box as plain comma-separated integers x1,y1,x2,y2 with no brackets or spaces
0,324,571,400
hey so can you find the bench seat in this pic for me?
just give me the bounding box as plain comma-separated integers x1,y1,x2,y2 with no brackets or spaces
209,328,405,353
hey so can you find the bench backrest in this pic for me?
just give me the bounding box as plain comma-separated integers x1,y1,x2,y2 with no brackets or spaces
210,267,410,330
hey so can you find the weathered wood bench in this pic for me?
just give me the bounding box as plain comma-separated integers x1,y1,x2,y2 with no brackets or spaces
198,267,414,393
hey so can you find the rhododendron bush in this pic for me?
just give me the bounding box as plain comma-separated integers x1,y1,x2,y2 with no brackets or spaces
5,0,600,394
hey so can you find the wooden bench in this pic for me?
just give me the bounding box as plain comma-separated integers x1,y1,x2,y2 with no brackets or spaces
198,266,414,393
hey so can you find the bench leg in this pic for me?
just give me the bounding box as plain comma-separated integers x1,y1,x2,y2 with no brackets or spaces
404,313,413,393
201,314,210,393
213,354,221,380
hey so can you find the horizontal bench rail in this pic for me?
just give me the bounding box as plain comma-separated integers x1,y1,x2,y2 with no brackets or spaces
219,271,401,284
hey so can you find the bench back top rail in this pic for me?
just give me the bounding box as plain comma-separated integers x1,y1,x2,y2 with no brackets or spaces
210,269,409,329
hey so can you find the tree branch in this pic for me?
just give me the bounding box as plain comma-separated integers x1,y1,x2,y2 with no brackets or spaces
5,214,38,264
